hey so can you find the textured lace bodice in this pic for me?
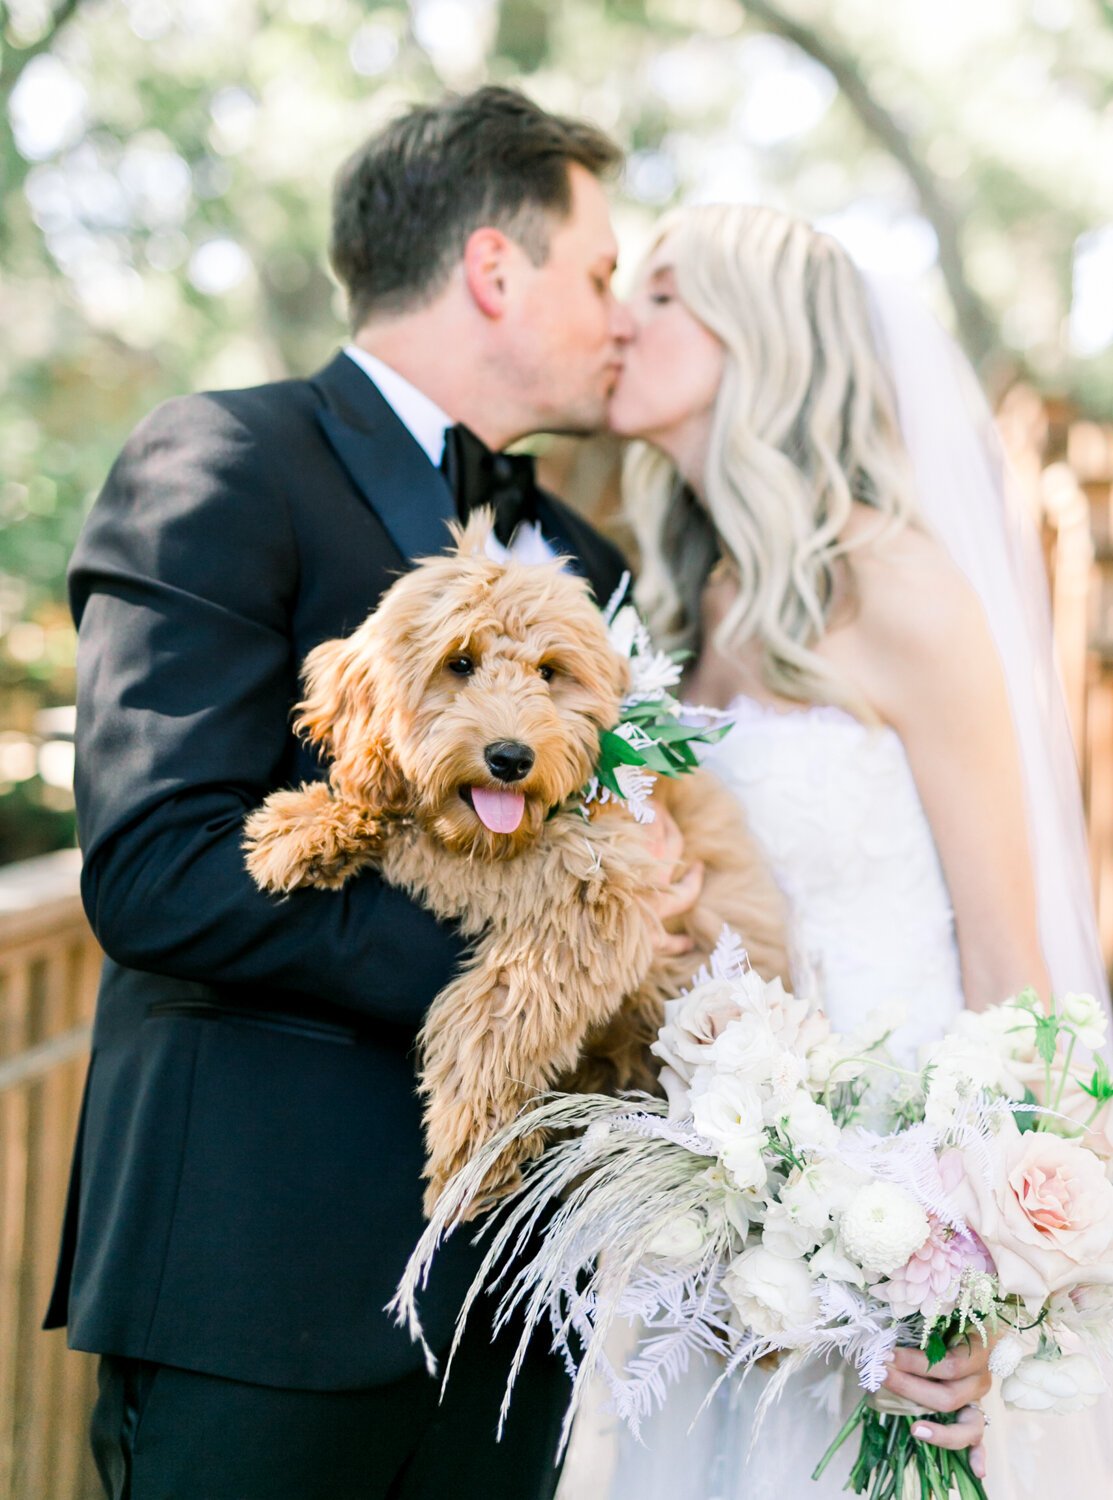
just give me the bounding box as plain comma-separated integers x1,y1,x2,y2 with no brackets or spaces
701,695,966,1061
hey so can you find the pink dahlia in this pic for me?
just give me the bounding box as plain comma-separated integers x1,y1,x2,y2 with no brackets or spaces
873,1216,995,1321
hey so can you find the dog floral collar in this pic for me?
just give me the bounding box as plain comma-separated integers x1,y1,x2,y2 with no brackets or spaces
581,574,732,824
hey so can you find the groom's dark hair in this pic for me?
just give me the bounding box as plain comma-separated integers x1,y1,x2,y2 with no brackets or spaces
330,86,623,329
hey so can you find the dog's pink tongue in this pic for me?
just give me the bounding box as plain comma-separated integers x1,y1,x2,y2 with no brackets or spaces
471,786,525,834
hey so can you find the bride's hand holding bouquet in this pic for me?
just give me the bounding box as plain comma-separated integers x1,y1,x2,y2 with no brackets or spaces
393,936,1113,1500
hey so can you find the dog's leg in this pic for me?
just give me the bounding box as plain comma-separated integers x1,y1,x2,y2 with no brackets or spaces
419,877,658,1217
243,781,388,893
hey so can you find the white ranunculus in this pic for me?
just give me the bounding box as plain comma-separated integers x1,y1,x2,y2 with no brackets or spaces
647,1212,707,1261
1059,992,1108,1053
1001,1351,1106,1413
839,1182,930,1279
723,1244,820,1343
690,1074,768,1195
778,1089,840,1153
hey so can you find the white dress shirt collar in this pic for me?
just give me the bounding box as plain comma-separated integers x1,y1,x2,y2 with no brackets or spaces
341,344,557,566
343,345,451,468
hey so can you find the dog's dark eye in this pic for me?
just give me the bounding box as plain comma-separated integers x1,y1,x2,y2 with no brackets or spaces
538,663,555,683
447,655,474,677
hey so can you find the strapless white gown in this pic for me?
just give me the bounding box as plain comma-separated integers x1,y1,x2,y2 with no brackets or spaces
556,697,1113,1500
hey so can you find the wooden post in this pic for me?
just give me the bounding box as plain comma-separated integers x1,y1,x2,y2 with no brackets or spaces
0,852,102,1500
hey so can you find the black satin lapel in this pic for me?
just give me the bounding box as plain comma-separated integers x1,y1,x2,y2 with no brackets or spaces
312,355,457,566
530,494,587,581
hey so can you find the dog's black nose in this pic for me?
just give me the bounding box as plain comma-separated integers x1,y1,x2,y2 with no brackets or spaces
484,740,535,783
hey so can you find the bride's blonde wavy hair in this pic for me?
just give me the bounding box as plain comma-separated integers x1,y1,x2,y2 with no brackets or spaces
626,204,919,717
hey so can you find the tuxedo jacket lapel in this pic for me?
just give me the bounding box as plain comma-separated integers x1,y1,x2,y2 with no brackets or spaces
312,353,457,566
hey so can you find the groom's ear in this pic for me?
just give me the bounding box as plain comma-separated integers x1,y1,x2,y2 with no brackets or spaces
463,227,513,318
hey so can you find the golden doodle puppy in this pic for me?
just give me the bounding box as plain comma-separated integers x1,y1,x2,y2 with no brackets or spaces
245,515,789,1215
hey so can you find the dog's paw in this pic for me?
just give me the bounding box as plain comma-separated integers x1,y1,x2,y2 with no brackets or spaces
244,783,373,893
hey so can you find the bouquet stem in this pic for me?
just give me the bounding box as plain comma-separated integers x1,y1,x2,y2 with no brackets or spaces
813,1403,988,1500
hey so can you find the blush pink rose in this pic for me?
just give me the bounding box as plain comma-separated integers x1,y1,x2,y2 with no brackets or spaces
952,1117,1113,1314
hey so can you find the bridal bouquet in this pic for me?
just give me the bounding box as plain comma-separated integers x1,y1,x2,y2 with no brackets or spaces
392,933,1113,1500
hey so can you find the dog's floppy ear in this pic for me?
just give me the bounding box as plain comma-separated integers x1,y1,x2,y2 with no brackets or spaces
293,628,407,812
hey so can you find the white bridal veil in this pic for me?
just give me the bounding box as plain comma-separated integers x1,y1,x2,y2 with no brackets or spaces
864,274,1111,1017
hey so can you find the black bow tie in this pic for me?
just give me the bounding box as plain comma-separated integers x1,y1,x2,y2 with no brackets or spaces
440,424,540,547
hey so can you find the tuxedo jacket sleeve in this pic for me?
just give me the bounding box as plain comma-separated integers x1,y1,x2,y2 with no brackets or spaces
70,391,463,1027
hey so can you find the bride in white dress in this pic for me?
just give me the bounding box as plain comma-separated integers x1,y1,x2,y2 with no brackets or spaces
558,205,1112,1499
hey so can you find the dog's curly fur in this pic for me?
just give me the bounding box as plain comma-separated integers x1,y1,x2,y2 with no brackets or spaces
245,515,789,1217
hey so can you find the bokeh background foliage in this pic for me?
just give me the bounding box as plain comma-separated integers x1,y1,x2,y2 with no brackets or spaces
2,0,1112,859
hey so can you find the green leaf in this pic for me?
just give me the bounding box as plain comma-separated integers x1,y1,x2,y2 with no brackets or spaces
598,730,646,767
595,764,624,798
1014,1085,1040,1133
923,1329,948,1367
1082,1054,1113,1102
1034,1011,1060,1067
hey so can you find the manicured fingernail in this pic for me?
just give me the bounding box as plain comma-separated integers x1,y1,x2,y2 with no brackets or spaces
911,1425,931,1440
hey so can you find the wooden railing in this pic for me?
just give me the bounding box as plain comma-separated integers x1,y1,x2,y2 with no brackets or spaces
0,851,101,1500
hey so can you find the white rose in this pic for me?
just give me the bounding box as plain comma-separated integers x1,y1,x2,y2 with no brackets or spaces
651,979,746,1083
647,1212,707,1261
777,1090,840,1153
723,1244,820,1343
1059,992,1108,1053
839,1182,930,1279
711,1012,780,1084
1001,1352,1106,1413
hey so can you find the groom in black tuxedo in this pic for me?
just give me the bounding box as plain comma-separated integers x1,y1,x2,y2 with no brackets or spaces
46,87,637,1499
